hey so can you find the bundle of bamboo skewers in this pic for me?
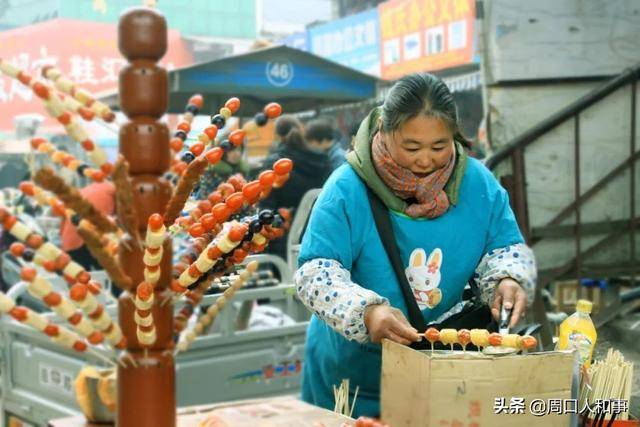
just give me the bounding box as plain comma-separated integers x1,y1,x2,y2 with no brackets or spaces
580,349,634,422
334,379,359,418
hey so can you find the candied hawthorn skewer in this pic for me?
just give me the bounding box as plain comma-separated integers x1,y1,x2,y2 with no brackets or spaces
170,94,204,157
69,280,126,349
30,138,107,182
20,267,103,345
144,214,166,285
172,222,248,294
171,96,239,176
172,209,288,333
0,61,112,172
421,327,536,353
0,291,89,352
1,208,93,285
134,282,156,346
175,261,258,354
41,64,115,122
19,182,119,256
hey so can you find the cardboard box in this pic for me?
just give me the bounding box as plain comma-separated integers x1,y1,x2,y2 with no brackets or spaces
381,340,578,427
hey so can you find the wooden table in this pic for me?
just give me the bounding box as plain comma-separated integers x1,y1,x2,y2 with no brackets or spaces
48,396,352,427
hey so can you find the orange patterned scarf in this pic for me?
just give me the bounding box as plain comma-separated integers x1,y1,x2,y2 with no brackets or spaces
371,131,455,218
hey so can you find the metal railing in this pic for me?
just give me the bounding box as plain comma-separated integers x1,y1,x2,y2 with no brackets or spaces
485,64,640,346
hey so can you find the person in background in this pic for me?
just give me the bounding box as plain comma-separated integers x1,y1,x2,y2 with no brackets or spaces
305,118,346,169
259,116,336,261
268,115,304,156
196,143,250,199
60,181,116,271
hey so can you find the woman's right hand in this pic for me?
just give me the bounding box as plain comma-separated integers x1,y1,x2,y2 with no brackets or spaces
364,304,422,345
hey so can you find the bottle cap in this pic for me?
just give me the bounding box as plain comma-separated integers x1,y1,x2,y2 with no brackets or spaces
576,299,593,314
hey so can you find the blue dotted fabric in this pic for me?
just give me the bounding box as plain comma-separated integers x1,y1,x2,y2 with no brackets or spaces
295,258,388,343
475,243,537,305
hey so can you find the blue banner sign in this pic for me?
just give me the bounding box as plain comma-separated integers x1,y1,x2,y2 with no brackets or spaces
309,8,380,76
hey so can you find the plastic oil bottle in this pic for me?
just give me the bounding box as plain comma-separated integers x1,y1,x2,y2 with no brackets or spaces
557,299,597,368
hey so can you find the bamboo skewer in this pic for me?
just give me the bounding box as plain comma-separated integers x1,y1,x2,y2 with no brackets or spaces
580,349,633,421
173,261,259,355
333,379,359,417
87,348,118,368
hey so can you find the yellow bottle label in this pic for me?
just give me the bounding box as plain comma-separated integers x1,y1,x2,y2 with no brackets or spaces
567,332,593,365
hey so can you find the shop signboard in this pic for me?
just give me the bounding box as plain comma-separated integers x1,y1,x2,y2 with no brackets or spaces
378,0,475,79
309,8,381,76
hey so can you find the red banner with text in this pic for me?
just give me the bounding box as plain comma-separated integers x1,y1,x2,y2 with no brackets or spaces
0,18,193,131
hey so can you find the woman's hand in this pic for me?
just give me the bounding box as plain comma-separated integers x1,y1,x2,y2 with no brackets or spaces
491,278,527,327
364,305,422,345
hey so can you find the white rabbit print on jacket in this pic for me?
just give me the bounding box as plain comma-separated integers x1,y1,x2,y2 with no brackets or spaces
405,248,443,310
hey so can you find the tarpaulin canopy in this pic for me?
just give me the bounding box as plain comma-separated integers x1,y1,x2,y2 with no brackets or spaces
100,45,381,115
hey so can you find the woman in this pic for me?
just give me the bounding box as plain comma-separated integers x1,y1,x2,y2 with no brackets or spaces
294,73,536,417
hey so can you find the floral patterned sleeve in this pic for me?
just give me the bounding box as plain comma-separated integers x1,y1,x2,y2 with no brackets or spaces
294,258,388,343
474,243,537,306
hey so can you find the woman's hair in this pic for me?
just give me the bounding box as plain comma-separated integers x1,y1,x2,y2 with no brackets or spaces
304,119,334,142
275,115,304,149
381,73,471,148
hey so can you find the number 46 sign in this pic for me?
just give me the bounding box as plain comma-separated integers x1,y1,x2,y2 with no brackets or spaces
266,60,294,87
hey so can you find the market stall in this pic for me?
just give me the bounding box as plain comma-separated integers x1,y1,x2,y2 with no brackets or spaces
98,45,381,116
0,6,636,427
0,7,315,427
98,44,381,159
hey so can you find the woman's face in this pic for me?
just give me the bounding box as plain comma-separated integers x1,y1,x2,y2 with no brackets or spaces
382,115,454,176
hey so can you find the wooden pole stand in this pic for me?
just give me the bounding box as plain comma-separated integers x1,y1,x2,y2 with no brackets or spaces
117,8,176,427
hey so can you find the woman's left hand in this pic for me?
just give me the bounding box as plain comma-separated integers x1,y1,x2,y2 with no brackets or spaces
491,278,528,327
